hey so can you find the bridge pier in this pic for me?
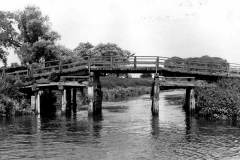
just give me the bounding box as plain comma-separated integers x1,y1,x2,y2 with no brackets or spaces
72,88,77,114
151,73,160,116
60,88,67,114
88,72,102,115
60,87,73,115
31,89,42,114
185,88,196,114
66,89,72,115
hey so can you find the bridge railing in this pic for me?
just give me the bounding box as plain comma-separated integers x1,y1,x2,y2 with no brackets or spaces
4,55,240,78
88,56,168,71
88,56,231,75
229,63,240,75
163,58,231,75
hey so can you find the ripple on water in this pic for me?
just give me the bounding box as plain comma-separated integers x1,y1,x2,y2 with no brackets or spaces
1,91,240,159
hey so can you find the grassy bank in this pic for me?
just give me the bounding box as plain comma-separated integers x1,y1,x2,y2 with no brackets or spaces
195,78,240,121
100,77,152,101
102,87,151,101
101,77,152,89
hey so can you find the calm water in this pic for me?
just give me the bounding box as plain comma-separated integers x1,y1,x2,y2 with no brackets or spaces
1,90,240,160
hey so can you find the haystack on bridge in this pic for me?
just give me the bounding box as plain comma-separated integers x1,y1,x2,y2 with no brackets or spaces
2,56,240,116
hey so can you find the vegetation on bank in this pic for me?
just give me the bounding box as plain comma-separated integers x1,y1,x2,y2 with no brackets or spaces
0,76,32,117
100,77,152,101
164,56,229,73
195,78,240,121
100,77,152,89
102,87,150,101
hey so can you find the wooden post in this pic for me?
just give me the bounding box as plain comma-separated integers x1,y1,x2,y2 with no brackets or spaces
72,88,77,114
61,89,67,114
156,57,159,72
185,88,195,114
2,67,5,78
151,73,160,116
31,95,36,111
88,56,91,73
88,72,102,115
59,60,62,73
35,90,41,115
190,89,195,113
110,56,113,68
66,88,72,115
134,56,137,69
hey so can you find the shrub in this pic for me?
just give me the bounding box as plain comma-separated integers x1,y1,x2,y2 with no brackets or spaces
195,78,240,120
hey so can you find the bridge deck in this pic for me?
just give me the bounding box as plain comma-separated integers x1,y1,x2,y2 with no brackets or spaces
22,79,197,92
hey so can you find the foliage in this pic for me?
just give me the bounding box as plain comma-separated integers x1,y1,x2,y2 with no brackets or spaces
15,6,60,64
101,77,152,89
164,55,229,73
102,87,150,101
0,11,19,65
92,43,133,58
54,45,74,60
72,42,134,60
0,6,62,65
0,76,25,101
195,78,240,120
73,42,94,57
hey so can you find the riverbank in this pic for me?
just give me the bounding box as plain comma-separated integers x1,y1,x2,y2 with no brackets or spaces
101,77,152,101
102,86,151,101
195,78,240,121
0,76,33,117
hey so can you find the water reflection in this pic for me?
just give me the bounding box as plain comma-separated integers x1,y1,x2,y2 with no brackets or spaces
1,91,240,159
151,116,159,137
88,114,103,138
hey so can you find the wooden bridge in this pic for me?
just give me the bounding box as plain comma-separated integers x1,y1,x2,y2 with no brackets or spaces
3,56,240,116
3,56,240,79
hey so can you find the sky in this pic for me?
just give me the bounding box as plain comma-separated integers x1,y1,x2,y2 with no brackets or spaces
1,0,240,64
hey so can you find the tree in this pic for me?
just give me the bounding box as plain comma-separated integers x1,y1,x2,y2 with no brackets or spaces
0,6,61,65
73,42,94,57
14,6,60,64
92,43,134,58
0,11,20,65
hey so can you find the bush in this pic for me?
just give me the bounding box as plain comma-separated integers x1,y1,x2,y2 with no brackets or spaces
0,76,32,117
195,78,240,120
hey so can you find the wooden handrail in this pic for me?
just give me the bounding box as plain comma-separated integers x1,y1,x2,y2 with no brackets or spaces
4,55,240,79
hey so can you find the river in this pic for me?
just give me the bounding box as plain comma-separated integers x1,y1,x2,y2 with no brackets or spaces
1,90,240,160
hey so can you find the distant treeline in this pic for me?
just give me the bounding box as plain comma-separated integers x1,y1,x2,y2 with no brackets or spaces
164,56,229,73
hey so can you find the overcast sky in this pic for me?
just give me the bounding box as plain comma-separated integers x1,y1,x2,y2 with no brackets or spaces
1,0,240,64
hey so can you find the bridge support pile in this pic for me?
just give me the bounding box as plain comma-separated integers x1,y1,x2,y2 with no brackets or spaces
88,72,103,115
31,90,42,114
151,73,160,116
185,88,196,114
30,85,80,115
59,87,77,115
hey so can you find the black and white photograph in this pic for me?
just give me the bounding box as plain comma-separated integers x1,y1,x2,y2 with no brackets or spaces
1,0,240,159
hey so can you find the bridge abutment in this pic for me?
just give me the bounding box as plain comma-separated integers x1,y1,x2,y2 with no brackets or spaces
88,72,102,115
29,83,86,116
151,73,160,116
